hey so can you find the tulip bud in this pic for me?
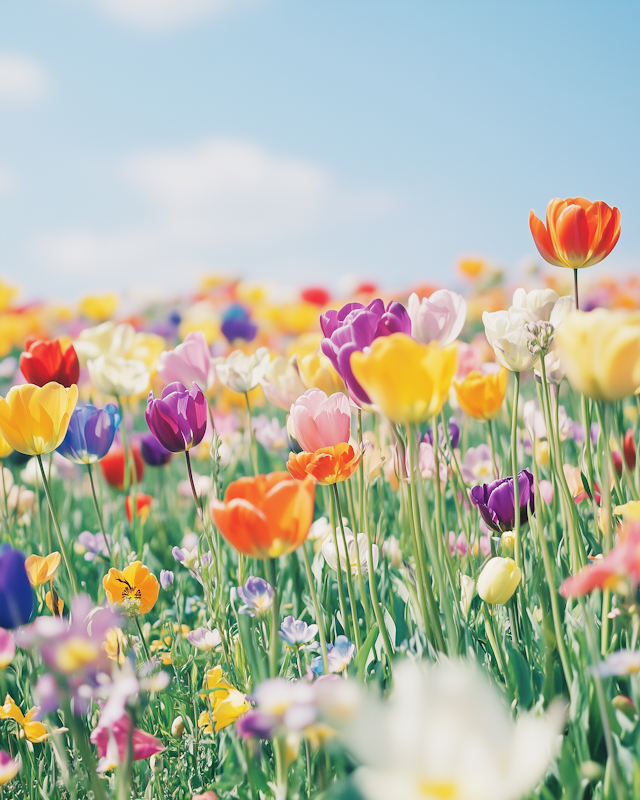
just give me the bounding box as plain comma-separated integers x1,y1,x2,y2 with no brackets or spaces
171,716,185,738
477,557,521,605
460,574,475,617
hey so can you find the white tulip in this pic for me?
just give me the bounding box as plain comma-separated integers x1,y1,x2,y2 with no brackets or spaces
74,321,136,366
261,356,306,410
321,528,379,576
408,290,466,346
87,355,150,397
334,660,564,800
215,347,270,394
482,307,538,372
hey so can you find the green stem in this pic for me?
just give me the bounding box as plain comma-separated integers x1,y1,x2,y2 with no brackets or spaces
328,486,351,640
333,484,362,650
87,463,113,565
36,455,78,593
363,485,394,665
244,392,259,476
486,417,500,479
266,558,280,678
510,372,522,569
135,614,151,663
301,543,329,673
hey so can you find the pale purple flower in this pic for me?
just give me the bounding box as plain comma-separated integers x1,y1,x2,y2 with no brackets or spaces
160,570,174,590
416,441,448,484
279,616,318,647
311,636,355,675
186,627,221,651
253,415,288,453
597,650,640,678
157,332,215,391
237,678,317,739
172,546,211,585
77,531,111,562
237,577,274,617
408,289,466,346
461,444,499,485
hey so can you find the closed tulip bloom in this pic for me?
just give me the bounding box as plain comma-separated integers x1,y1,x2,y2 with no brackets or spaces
261,356,306,410
350,333,457,425
157,332,215,391
296,352,346,395
73,321,136,366
477,557,521,604
0,382,78,456
88,355,150,398
57,403,121,464
290,389,351,453
511,288,575,325
210,472,315,558
287,443,361,485
408,289,466,346
470,470,535,533
25,552,61,587
146,382,207,453
454,367,508,421
103,561,159,614
555,309,640,401
19,337,80,388
0,547,34,629
100,442,144,490
216,348,270,394
529,197,620,269
482,308,538,372
321,299,411,406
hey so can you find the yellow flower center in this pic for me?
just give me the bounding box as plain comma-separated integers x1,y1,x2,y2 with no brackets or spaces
56,637,99,673
417,778,458,799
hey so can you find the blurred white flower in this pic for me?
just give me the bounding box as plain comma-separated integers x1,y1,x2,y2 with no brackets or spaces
321,528,378,576
74,321,136,366
335,660,564,800
260,356,306,410
88,355,150,397
482,307,537,372
408,290,466,346
215,347,270,394
186,627,221,651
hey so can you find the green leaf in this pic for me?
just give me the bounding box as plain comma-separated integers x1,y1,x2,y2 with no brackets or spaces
357,623,379,679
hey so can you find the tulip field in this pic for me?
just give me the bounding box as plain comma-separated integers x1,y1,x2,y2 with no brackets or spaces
0,197,639,800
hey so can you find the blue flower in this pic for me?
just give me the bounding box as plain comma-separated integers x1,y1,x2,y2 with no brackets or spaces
221,304,258,344
311,636,355,675
57,403,121,464
0,546,34,629
279,616,318,647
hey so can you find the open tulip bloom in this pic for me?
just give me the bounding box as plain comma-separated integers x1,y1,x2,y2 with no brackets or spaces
145,382,207,453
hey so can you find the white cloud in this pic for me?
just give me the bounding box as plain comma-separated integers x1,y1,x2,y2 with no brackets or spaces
0,54,47,104
35,137,393,289
81,0,254,32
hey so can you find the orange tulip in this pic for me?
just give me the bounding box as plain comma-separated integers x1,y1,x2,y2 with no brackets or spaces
529,197,620,270
210,472,315,559
287,442,360,485
453,368,508,421
103,561,159,615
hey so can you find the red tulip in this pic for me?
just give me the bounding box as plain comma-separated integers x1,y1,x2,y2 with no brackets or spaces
100,443,144,491
125,493,153,524
624,429,636,472
19,337,80,388
529,197,620,270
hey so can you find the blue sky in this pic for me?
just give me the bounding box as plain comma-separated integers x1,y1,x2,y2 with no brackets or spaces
0,0,638,302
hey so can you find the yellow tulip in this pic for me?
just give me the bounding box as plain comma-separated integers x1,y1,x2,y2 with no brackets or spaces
0,431,12,460
296,352,346,396
477,557,521,605
350,334,457,424
0,383,78,456
25,552,61,586
78,293,118,322
0,695,48,743
453,368,508,421
555,309,640,401
198,666,249,732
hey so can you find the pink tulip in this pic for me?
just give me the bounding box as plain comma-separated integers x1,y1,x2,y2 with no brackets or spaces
0,628,15,669
408,289,466,346
539,479,554,505
91,713,165,772
192,794,218,800
290,389,351,453
157,332,215,391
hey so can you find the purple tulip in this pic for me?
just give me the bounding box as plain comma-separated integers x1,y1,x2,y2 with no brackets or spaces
140,433,173,467
470,470,535,534
423,420,460,450
320,298,411,406
0,546,34,629
145,382,207,453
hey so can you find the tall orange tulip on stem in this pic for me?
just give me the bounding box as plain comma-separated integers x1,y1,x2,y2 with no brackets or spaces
529,197,620,309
